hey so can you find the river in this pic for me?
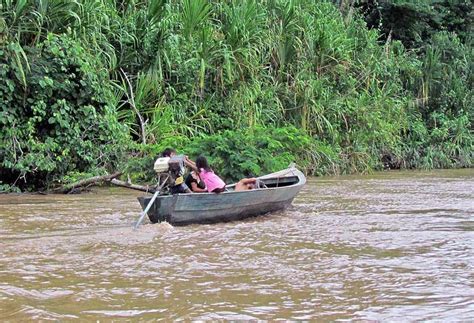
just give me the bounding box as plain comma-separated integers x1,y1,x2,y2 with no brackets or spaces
0,169,473,320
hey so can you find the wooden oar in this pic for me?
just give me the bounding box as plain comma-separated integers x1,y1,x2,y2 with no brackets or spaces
134,175,169,229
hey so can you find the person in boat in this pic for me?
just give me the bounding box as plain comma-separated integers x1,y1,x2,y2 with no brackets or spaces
235,178,258,191
185,170,207,193
160,148,197,194
195,156,259,193
195,155,227,193
161,148,176,158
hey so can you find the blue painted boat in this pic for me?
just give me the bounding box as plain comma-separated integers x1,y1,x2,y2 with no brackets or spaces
137,166,306,226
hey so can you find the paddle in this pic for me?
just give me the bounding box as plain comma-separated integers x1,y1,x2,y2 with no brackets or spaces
133,175,169,229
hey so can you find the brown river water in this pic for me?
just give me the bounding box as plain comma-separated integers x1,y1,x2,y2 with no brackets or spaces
1,169,473,320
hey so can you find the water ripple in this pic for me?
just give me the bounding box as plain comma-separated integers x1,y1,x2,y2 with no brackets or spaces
0,169,473,320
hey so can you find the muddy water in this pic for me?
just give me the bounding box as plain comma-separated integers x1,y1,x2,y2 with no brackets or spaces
0,169,473,320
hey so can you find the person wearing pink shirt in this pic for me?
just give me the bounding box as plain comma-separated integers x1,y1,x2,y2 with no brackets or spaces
196,156,226,193
194,155,259,194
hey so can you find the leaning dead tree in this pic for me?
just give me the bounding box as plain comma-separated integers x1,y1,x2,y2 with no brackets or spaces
110,179,157,193
51,172,159,194
52,172,123,194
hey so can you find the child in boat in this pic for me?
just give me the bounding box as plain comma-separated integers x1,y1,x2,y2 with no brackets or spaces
195,156,226,193
185,170,207,193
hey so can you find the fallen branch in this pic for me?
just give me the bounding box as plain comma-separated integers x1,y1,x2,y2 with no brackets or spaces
52,172,122,194
110,179,156,193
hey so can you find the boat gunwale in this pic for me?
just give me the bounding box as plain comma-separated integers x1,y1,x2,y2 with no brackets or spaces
141,167,306,199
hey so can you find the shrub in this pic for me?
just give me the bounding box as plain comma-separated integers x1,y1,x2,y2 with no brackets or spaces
181,126,329,182
0,34,128,191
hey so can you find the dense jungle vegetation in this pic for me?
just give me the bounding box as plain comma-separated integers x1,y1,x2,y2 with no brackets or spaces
0,0,472,192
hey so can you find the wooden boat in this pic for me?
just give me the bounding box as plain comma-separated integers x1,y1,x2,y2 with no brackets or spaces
137,165,306,226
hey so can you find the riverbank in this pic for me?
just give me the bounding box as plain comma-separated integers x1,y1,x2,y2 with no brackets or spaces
1,1,472,192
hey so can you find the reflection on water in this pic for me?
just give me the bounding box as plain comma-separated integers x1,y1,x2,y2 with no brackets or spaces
0,169,473,320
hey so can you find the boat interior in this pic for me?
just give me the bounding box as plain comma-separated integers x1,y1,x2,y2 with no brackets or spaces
226,175,300,191
260,176,300,188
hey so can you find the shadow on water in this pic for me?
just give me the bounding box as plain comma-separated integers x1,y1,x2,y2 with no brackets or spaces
0,169,473,320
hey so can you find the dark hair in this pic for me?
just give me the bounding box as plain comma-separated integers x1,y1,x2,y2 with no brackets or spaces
161,148,176,158
196,155,212,172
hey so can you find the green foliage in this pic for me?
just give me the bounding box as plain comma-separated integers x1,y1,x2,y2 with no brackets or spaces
181,127,307,182
0,34,128,191
123,126,334,184
357,0,473,49
181,0,211,39
0,182,21,193
399,31,473,169
1,0,472,191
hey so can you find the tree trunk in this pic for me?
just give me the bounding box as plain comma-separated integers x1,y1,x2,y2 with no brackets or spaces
52,172,122,194
110,179,157,193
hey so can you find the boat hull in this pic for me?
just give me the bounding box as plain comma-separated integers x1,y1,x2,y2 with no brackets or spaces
138,167,306,226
